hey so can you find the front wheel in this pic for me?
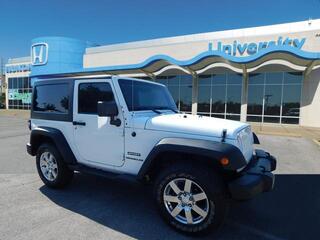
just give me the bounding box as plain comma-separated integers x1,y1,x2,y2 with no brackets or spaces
154,164,229,235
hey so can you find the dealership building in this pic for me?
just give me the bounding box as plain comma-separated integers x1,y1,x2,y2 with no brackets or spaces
4,19,320,127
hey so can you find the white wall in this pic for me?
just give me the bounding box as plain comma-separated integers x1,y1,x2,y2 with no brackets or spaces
84,20,320,69
300,68,320,127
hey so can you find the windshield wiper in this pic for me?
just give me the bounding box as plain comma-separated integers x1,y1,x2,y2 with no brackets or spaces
134,107,177,114
155,107,179,113
151,109,162,114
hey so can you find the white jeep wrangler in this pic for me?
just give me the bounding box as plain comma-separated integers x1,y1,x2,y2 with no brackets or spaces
27,76,276,235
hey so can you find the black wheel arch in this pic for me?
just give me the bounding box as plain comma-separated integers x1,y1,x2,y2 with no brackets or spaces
137,137,247,181
28,127,77,165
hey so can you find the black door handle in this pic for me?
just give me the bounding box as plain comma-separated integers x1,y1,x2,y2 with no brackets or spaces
73,121,86,126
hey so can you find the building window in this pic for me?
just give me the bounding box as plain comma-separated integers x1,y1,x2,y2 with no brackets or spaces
156,75,192,113
8,77,32,110
247,72,302,124
197,73,242,120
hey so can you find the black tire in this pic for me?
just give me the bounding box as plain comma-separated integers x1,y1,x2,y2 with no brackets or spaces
154,163,229,235
36,143,74,188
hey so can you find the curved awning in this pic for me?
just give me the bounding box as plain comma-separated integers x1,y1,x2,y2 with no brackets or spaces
33,45,320,78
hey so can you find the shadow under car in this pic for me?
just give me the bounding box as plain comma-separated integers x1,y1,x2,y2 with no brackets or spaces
39,173,320,240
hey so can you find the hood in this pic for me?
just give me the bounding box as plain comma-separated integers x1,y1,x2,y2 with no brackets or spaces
144,113,249,139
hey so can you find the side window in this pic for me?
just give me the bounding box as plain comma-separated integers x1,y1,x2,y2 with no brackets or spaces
78,82,114,114
33,84,69,114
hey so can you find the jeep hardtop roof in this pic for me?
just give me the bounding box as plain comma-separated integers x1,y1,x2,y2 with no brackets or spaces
33,75,163,86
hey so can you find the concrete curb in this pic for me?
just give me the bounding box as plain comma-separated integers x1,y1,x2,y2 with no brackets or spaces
255,131,302,138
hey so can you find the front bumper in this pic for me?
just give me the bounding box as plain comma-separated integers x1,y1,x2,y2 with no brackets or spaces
228,149,277,200
26,143,34,156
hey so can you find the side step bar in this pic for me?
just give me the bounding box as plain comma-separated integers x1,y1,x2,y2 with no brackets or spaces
69,164,137,182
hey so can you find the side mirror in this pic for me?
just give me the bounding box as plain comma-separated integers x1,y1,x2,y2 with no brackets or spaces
97,101,118,117
97,101,121,127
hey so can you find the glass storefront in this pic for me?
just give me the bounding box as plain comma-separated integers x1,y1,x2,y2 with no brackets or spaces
156,75,192,113
247,72,302,124
3,71,296,123
197,73,242,120
8,77,32,109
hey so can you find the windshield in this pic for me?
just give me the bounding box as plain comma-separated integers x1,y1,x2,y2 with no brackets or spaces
118,79,177,112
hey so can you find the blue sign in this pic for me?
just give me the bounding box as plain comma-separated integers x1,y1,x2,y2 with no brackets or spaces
31,43,48,66
208,37,306,56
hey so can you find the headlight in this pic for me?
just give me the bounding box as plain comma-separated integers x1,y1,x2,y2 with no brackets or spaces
237,126,254,153
237,133,243,151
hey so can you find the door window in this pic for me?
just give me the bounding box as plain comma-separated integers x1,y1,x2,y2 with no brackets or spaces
78,82,114,114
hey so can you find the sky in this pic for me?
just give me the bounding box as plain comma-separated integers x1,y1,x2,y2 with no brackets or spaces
1,0,320,63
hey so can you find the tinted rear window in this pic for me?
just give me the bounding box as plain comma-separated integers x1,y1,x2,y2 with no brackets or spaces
33,84,69,114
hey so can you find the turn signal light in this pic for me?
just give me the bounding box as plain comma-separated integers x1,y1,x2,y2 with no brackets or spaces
220,157,229,166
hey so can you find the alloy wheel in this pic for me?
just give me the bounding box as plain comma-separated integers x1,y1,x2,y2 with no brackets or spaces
163,178,211,225
40,151,58,181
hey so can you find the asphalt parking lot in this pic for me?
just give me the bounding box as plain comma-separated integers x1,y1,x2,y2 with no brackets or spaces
0,116,319,240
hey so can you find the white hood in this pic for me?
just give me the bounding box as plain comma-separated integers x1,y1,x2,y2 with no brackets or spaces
144,113,248,139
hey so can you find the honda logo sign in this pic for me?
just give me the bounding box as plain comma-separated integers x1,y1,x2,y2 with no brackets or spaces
31,43,48,66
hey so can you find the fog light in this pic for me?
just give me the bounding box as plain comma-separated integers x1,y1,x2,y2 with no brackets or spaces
220,157,229,166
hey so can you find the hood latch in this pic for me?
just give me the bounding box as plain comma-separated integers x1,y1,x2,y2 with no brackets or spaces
221,129,227,142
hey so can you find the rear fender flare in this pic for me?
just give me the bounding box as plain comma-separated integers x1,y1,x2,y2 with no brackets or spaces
29,127,77,165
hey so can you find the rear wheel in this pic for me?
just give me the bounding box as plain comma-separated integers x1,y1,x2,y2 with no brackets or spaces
154,163,228,235
36,143,74,188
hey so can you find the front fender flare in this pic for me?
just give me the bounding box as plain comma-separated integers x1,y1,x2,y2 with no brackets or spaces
137,137,247,179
